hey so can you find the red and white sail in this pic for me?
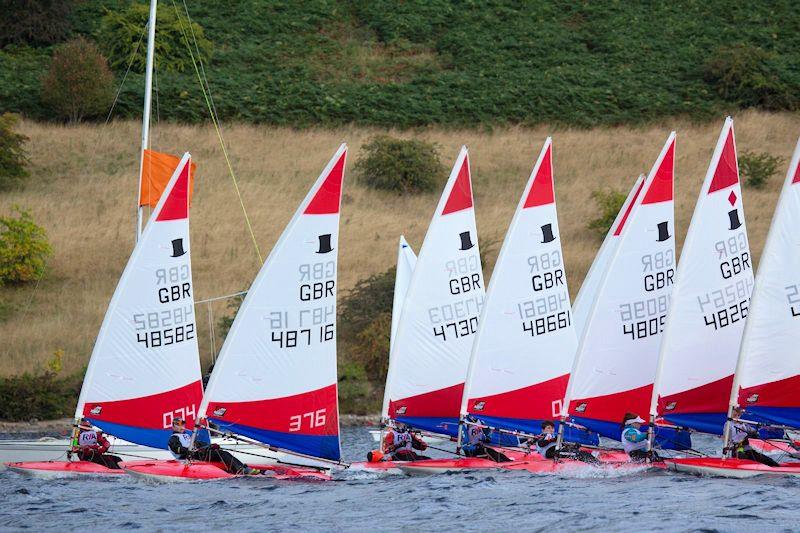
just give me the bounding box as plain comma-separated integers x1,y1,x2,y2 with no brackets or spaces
460,138,576,431
381,236,417,420
651,118,753,435
565,134,676,440
76,154,202,449
731,137,800,428
199,145,346,461
573,174,646,336
384,147,485,436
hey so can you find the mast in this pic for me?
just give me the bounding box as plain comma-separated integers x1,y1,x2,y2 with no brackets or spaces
136,0,158,241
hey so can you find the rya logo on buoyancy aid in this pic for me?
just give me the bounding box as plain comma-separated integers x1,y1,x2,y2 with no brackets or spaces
169,432,193,459
78,431,98,447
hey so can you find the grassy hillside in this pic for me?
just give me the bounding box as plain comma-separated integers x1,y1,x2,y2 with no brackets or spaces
2,1,800,126
1,112,798,413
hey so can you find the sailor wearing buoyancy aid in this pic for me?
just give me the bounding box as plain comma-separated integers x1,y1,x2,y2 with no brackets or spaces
72,418,123,469
532,420,558,459
167,417,262,474
726,406,780,467
383,424,429,461
461,416,492,458
621,413,650,461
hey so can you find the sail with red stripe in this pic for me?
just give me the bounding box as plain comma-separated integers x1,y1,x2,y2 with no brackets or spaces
651,118,753,435
199,145,347,461
565,134,678,444
459,139,593,444
573,174,646,336
731,137,800,428
380,236,417,420
76,154,203,449
384,147,486,436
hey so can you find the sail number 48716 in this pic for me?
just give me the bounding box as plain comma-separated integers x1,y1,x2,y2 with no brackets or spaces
289,409,326,432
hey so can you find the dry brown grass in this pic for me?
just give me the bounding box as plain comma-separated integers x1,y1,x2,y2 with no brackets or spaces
1,111,798,377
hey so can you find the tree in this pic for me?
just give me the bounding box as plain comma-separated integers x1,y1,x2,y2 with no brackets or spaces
0,113,29,191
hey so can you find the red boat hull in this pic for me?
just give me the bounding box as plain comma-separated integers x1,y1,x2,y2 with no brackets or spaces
4,460,151,478
124,460,330,481
666,457,800,478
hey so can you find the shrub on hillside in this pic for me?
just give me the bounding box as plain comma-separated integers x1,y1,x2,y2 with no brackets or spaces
41,37,115,123
0,0,76,46
587,188,626,238
98,3,212,73
740,151,783,190
0,206,52,285
703,44,797,111
0,113,30,191
355,136,445,194
0,371,80,421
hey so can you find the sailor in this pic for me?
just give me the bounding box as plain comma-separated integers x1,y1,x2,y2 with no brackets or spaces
72,418,123,469
382,423,429,461
461,416,492,458
530,420,600,465
168,417,262,475
726,406,780,467
620,413,657,462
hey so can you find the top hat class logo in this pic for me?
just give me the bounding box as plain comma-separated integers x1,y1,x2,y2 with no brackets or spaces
727,190,742,230
656,221,671,242
316,234,334,254
170,238,186,258
458,231,475,251
540,223,556,244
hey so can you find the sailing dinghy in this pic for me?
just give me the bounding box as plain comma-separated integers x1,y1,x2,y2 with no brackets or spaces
662,128,800,477
125,145,347,481
7,155,204,477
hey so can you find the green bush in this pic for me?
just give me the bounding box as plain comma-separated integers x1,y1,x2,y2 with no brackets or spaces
0,0,76,46
587,188,627,238
355,136,445,194
41,36,115,122
215,294,243,348
740,151,783,190
0,206,52,285
703,44,797,111
0,113,29,191
0,371,80,421
98,2,212,73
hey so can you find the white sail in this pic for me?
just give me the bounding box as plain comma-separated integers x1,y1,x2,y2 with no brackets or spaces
731,137,800,428
573,174,646,336
650,118,753,435
383,147,485,436
76,154,202,449
199,145,347,462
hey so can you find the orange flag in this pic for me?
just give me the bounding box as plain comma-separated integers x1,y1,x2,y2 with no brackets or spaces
139,149,196,208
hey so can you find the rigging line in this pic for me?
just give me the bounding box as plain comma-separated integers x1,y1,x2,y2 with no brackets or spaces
180,0,222,139
104,24,147,126
170,0,263,264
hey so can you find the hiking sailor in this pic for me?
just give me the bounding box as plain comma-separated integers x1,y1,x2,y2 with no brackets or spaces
621,413,658,462
531,420,600,465
382,423,430,461
726,406,780,467
71,418,123,469
168,417,262,475
461,416,511,462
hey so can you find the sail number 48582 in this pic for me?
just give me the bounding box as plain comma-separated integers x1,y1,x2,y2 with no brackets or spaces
289,409,326,432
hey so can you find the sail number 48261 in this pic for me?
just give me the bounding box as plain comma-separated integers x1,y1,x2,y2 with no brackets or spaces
289,409,326,432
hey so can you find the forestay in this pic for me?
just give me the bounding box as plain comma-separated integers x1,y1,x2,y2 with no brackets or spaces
460,139,593,444
77,154,203,449
573,174,645,337
381,236,417,420
384,147,486,436
732,137,800,428
200,145,347,461
566,134,677,442
651,118,753,435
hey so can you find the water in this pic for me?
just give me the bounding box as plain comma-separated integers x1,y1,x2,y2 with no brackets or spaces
2,428,799,532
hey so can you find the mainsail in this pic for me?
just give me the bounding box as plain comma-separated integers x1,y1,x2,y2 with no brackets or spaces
572,174,646,336
730,137,800,428
199,145,347,462
565,134,677,442
384,147,486,436
651,118,753,435
460,138,591,443
381,236,417,421
76,154,203,449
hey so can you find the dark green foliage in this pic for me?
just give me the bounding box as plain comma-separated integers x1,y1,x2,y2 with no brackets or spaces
0,371,80,421
355,136,444,193
41,37,115,122
98,2,212,73
587,188,626,238
740,151,784,189
0,0,76,46
0,206,52,285
0,113,30,191
215,294,243,347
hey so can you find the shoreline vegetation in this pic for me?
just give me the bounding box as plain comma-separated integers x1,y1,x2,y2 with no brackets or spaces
1,112,799,418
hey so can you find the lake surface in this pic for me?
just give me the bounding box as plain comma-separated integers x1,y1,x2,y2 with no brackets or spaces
1,428,799,532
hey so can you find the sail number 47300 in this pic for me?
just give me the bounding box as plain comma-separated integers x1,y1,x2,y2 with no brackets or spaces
289,409,326,432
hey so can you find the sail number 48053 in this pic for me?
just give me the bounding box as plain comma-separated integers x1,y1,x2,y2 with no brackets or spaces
289,409,327,432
